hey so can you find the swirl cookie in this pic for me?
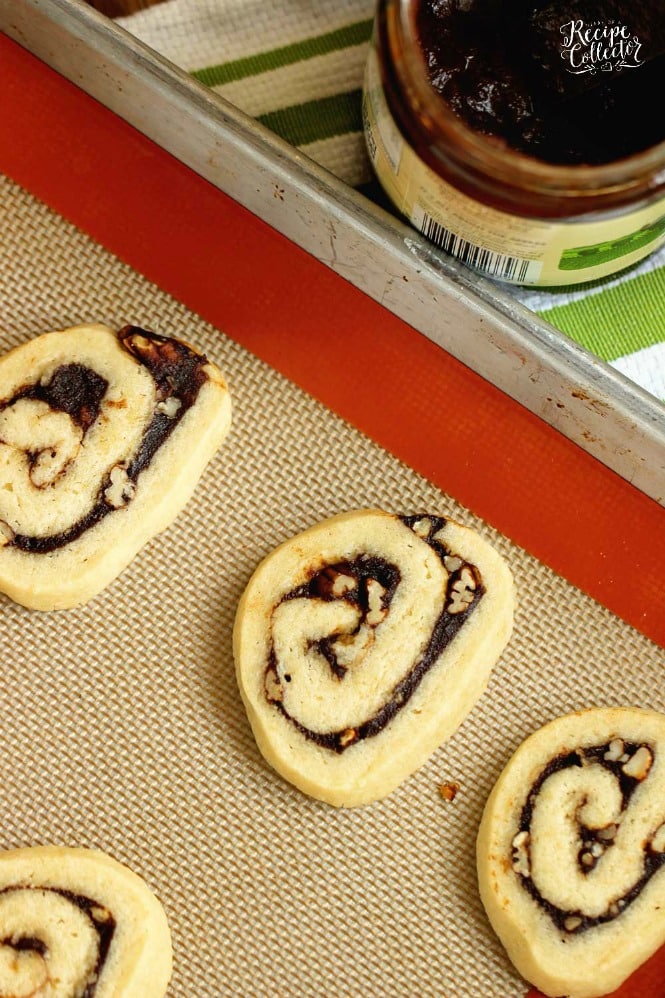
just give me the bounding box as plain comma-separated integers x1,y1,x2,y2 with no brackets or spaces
0,323,231,610
234,509,514,806
477,707,665,998
0,845,172,997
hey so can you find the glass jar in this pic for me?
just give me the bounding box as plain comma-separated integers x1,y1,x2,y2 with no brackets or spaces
362,0,665,286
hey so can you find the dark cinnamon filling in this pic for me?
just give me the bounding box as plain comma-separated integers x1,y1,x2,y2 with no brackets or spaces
265,515,484,752
1,326,210,554
515,741,664,933
12,363,108,432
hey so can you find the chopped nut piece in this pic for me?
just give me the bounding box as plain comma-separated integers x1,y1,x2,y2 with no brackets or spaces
0,520,14,546
448,567,477,614
511,830,530,877
590,842,604,858
366,578,387,626
604,739,624,762
443,555,463,573
130,334,152,351
313,567,357,598
332,573,357,596
597,824,618,841
411,517,431,538
156,396,182,418
581,851,594,867
104,465,136,509
622,745,653,781
438,780,460,802
564,916,583,932
333,624,374,670
339,728,358,748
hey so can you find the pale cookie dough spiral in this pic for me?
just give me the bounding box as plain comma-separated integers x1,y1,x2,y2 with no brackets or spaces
477,707,665,998
0,887,114,996
234,509,514,807
0,846,172,998
0,323,232,610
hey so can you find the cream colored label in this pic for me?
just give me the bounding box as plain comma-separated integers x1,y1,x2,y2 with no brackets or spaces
363,47,665,287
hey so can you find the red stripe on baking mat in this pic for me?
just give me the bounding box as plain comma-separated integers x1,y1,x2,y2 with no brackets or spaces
528,941,665,998
1,33,665,656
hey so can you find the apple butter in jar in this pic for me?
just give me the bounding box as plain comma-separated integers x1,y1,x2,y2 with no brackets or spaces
362,0,665,286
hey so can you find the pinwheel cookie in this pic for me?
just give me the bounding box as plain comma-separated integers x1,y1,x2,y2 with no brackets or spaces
0,845,172,997
0,323,232,610
234,509,514,806
477,707,665,998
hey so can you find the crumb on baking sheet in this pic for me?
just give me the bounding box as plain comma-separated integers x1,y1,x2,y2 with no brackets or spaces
438,780,460,803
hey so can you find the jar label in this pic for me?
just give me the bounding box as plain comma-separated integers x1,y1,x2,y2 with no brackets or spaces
363,46,665,287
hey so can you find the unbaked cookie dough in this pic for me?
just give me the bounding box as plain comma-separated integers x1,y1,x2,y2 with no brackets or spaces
0,323,232,610
0,845,172,997
234,509,514,806
477,707,665,998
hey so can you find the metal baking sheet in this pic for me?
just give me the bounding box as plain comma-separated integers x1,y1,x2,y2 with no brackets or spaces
2,0,664,504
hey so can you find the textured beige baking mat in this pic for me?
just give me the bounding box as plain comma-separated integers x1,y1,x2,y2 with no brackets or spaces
1,174,664,998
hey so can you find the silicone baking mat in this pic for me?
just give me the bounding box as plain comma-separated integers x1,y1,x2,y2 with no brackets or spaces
1,174,664,997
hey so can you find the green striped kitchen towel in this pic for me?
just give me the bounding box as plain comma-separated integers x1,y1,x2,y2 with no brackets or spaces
118,0,665,400
119,0,376,188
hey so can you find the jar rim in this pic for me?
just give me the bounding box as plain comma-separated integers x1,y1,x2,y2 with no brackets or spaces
390,0,665,204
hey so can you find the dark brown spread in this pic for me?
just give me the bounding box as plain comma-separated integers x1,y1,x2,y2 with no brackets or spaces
1,326,210,554
416,0,664,164
265,515,485,752
515,742,665,932
15,364,108,432
0,886,115,995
